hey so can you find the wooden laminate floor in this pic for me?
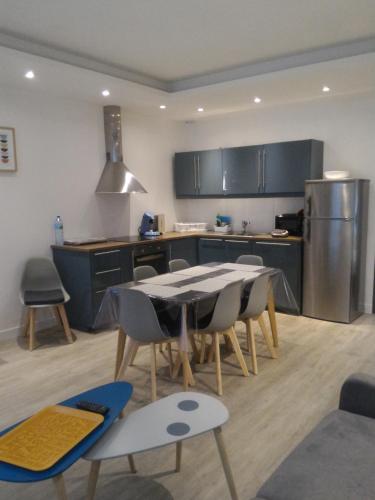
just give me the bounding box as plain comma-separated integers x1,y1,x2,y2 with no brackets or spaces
1,313,375,500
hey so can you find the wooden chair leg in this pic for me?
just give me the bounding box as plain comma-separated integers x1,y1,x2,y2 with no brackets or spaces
53,306,62,326
29,308,36,351
129,344,139,366
213,427,239,500
57,304,74,344
184,351,195,386
128,454,137,473
53,473,68,500
172,354,182,379
87,461,101,500
258,314,277,359
267,284,279,347
180,351,189,391
207,337,215,364
214,332,223,396
245,319,258,375
23,308,31,337
227,327,249,377
116,337,139,381
166,343,174,377
189,333,200,363
159,343,164,353
199,334,206,363
150,343,158,401
114,328,126,379
176,441,182,472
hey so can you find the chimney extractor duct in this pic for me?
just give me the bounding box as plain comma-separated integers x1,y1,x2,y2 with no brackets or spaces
96,105,147,194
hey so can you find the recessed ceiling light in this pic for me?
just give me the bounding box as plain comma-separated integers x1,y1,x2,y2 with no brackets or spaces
25,70,35,79
322,86,330,92
159,104,167,109
254,96,261,103
197,107,204,112
102,89,110,97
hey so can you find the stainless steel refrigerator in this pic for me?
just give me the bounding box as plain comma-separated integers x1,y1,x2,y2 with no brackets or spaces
303,179,369,323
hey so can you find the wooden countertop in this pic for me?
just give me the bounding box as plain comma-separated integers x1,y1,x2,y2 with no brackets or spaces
52,231,302,252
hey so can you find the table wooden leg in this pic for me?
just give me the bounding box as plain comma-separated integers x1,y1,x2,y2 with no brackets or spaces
267,284,279,347
175,441,183,472
128,454,137,473
213,427,239,500
87,461,101,500
114,328,126,380
53,473,68,500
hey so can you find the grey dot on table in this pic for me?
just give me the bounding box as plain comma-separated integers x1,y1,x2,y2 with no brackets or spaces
178,400,199,412
166,422,190,436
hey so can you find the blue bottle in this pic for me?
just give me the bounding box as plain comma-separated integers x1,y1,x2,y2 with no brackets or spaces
54,216,64,245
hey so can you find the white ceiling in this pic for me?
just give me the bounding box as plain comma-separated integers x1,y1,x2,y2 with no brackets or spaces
1,46,375,121
1,0,375,82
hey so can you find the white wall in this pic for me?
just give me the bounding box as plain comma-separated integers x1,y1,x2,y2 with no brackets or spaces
0,87,180,334
176,92,375,312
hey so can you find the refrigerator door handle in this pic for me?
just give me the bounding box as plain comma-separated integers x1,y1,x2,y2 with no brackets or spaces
306,195,312,217
304,218,311,243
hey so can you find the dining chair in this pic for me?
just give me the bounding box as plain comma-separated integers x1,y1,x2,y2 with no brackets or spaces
195,280,249,396
238,273,277,375
236,254,279,348
20,258,74,351
169,258,190,272
133,265,158,281
236,254,264,266
115,288,194,401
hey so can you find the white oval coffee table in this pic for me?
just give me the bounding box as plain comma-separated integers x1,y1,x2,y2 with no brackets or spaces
84,391,238,499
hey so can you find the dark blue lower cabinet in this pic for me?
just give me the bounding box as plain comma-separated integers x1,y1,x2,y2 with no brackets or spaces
53,246,134,331
252,240,302,314
198,238,226,263
224,239,252,262
169,238,198,266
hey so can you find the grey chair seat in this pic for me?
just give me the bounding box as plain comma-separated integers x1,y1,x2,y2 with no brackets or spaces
24,289,65,306
253,409,375,500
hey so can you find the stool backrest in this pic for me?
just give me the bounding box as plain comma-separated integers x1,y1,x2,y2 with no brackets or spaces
133,265,158,281
239,274,269,319
201,280,242,333
169,259,190,273
118,288,169,343
236,254,264,266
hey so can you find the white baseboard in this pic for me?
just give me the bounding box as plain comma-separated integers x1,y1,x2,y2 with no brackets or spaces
0,317,56,341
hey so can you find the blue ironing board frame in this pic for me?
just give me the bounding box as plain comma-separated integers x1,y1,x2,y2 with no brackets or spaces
0,381,133,483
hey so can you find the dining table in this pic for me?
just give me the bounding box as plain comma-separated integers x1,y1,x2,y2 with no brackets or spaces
95,262,298,377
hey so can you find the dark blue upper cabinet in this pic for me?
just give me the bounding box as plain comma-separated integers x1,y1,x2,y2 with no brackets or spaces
174,149,223,197
174,152,197,196
263,140,323,195
222,145,263,195
196,149,223,195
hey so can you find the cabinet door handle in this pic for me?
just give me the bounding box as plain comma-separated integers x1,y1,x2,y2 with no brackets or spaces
257,150,261,191
94,249,120,256
200,238,222,242
225,239,248,243
223,170,227,191
193,156,197,190
95,267,121,275
255,241,291,246
262,149,266,191
197,155,201,190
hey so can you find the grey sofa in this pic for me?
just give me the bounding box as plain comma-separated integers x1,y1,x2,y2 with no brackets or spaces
252,373,375,500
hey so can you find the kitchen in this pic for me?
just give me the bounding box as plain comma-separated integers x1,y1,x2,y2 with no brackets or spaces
0,1,375,499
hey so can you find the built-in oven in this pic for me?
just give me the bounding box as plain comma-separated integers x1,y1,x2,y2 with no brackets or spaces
133,242,168,275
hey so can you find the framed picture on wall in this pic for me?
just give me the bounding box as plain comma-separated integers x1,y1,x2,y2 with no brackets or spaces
0,127,17,172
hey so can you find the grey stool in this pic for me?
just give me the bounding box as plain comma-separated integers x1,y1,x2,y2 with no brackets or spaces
238,274,277,375
20,258,74,351
115,289,194,401
84,392,238,500
133,265,158,281
236,254,264,266
169,258,190,272
196,281,249,396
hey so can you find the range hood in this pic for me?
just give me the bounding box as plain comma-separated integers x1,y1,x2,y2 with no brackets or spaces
96,105,147,194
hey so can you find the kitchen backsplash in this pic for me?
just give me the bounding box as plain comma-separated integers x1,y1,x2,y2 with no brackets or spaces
175,197,304,233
